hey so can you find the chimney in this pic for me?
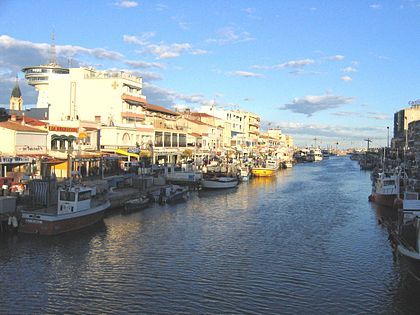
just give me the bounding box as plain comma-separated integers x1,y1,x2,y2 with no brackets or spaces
21,113,25,125
11,114,16,122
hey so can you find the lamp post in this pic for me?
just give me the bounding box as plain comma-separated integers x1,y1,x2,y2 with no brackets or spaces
387,126,389,148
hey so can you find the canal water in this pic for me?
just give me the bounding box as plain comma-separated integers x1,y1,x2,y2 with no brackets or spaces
1,156,420,314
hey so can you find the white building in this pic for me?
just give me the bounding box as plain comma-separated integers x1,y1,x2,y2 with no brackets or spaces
22,66,146,125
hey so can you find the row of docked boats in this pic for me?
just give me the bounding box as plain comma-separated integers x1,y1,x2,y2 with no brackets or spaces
15,155,288,236
293,147,327,163
367,164,420,272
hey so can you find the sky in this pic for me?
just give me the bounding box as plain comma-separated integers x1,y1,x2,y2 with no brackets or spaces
1,0,419,149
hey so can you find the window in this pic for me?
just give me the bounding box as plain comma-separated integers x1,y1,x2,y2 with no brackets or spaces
155,132,163,147
179,134,186,147
51,140,58,150
164,132,171,147
60,191,76,201
78,191,91,201
172,133,178,147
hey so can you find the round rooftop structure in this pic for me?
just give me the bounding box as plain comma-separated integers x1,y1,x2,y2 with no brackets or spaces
22,64,69,86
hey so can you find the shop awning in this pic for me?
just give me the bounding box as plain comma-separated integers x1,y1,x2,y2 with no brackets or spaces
115,149,140,159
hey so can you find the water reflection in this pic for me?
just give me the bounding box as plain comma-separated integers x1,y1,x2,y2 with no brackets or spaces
2,157,420,313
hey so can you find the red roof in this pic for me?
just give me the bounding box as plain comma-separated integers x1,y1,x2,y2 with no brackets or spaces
122,93,178,116
0,121,48,133
190,112,217,119
184,118,215,127
15,116,46,127
121,112,145,119
189,132,202,137
142,103,178,116
121,94,147,105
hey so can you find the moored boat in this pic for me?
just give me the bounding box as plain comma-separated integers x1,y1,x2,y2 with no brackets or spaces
397,188,420,270
369,168,403,208
158,185,189,204
19,184,110,235
201,176,239,189
123,195,151,213
239,166,251,182
251,167,276,177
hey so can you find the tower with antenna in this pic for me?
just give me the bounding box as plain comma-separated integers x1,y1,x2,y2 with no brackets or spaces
22,32,70,109
49,31,57,66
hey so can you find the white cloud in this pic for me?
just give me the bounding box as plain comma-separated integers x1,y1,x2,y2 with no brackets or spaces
261,120,385,146
142,43,192,59
327,55,345,61
331,111,362,117
342,66,357,73
114,1,139,8
369,4,381,9
253,58,315,70
124,34,207,59
229,70,264,78
137,71,163,82
143,82,211,107
367,112,391,120
125,60,164,69
243,7,256,14
279,93,355,116
123,33,156,45
340,75,352,82
206,27,255,45
156,3,169,11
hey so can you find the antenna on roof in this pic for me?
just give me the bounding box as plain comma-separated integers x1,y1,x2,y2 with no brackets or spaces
49,31,57,65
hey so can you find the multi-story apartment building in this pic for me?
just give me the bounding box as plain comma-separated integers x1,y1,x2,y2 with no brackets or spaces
393,102,420,149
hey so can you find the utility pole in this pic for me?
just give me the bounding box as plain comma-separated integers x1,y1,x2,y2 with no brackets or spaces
364,138,372,152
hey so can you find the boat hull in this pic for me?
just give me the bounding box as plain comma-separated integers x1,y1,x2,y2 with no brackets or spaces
371,192,398,208
123,198,150,213
201,178,239,189
251,168,275,177
19,201,110,235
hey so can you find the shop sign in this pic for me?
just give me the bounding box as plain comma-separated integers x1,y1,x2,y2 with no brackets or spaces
128,147,140,153
16,145,47,154
0,156,33,164
49,126,79,133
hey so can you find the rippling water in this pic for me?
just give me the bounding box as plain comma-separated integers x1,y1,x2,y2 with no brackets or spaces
2,156,420,314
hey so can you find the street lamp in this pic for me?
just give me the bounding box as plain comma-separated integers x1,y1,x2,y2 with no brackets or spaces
387,126,390,148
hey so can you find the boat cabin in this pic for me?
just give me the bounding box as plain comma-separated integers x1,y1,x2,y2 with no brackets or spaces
58,186,96,214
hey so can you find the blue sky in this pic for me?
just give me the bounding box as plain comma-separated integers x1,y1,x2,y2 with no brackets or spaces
1,0,419,148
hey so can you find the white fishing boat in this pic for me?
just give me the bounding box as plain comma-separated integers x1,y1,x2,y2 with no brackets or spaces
397,185,420,268
369,168,403,208
284,161,293,168
266,158,280,170
19,184,110,235
156,185,189,204
201,176,239,189
165,165,202,185
307,148,323,162
239,166,251,182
